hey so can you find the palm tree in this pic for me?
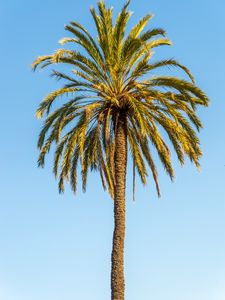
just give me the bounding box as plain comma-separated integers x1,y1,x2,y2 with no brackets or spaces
32,1,208,299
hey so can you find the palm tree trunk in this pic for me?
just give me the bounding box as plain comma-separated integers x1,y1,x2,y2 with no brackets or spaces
111,114,127,300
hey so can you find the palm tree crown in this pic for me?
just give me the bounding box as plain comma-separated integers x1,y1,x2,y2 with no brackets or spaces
33,0,208,198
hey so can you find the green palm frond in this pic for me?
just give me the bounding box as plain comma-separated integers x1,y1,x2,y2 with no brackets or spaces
129,14,153,38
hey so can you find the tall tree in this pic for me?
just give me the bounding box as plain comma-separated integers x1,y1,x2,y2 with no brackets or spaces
32,1,208,299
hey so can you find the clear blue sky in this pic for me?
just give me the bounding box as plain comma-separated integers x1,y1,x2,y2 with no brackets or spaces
0,0,225,299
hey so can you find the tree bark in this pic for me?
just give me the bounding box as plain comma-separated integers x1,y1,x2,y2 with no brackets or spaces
111,114,127,300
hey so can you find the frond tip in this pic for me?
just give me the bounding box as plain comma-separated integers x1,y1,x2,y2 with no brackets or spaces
36,109,43,119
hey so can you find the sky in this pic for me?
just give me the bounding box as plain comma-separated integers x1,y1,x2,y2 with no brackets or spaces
0,0,225,299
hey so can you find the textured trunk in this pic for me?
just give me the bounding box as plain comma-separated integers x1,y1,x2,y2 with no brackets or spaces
111,114,127,300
